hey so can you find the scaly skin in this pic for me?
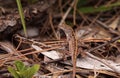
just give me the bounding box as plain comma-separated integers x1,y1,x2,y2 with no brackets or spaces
59,24,78,78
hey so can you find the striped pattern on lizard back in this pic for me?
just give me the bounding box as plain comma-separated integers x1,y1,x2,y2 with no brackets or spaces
59,24,78,78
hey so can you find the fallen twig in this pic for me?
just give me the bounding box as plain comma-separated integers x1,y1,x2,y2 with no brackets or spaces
85,35,120,74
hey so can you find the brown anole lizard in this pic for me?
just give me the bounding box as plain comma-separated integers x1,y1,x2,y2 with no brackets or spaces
59,24,78,78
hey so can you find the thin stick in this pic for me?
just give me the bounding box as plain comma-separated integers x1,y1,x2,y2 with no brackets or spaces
58,0,75,26
16,46,61,57
85,36,120,73
49,12,58,39
73,0,78,25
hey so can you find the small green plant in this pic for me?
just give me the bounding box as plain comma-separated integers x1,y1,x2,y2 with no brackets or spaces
77,0,120,13
8,60,40,78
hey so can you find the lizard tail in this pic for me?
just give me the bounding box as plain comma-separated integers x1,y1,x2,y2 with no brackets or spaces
72,57,76,78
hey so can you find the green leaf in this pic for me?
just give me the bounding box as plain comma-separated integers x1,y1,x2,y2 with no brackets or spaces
15,60,26,72
78,2,120,13
16,0,27,37
21,64,40,78
8,67,20,78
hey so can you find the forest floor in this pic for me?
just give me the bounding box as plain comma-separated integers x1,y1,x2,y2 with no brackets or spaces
0,0,120,78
